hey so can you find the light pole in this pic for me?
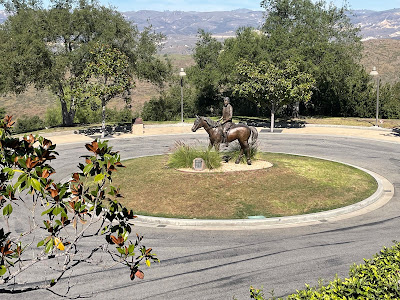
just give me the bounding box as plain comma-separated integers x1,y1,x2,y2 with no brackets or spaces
369,66,380,127
179,68,186,123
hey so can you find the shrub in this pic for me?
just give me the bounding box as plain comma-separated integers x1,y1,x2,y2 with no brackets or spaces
106,107,133,123
0,116,157,295
224,141,259,163
45,106,63,127
168,141,221,169
252,241,400,299
0,107,5,120
14,115,46,134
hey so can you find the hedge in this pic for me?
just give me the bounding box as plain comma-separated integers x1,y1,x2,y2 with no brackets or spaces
251,241,400,299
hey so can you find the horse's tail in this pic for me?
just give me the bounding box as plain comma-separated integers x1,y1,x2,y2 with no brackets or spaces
249,126,258,145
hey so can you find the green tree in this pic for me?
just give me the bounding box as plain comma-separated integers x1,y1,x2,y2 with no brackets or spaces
234,59,315,132
0,0,170,126
187,30,222,115
260,0,366,117
79,42,132,137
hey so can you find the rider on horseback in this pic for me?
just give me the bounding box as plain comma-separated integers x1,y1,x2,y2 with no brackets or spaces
218,97,233,146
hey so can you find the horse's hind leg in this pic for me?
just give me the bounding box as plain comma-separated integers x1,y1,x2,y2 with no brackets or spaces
242,141,252,165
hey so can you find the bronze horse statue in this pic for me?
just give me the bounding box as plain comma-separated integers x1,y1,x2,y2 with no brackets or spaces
191,116,258,165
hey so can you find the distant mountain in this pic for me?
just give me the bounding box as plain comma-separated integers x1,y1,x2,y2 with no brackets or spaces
2,8,400,53
122,9,400,54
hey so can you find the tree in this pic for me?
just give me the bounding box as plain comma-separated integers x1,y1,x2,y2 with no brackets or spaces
234,59,315,132
260,0,366,117
0,116,157,295
0,0,171,126
187,30,223,115
79,42,132,138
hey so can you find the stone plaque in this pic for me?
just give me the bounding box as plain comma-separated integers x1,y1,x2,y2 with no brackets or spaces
193,158,206,171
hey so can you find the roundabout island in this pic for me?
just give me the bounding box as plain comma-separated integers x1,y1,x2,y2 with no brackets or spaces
111,152,387,228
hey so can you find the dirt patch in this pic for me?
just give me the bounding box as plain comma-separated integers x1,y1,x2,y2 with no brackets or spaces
177,160,273,173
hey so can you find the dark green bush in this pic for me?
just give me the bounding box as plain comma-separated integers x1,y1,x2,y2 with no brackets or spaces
14,115,46,134
253,242,400,299
105,107,132,123
0,107,5,120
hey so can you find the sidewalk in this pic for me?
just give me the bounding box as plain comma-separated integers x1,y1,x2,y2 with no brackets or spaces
38,123,400,145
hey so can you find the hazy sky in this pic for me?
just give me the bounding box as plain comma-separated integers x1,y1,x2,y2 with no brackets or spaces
97,0,400,12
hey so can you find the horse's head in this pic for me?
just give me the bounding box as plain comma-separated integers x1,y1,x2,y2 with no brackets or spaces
191,115,203,132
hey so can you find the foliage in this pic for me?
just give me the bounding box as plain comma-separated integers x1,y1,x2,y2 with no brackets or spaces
0,107,5,120
142,83,196,121
260,0,367,117
186,30,223,115
78,42,132,137
167,142,221,169
14,115,46,134
252,241,400,299
379,82,400,119
0,116,157,295
225,141,259,164
45,106,63,128
0,0,171,126
234,59,315,131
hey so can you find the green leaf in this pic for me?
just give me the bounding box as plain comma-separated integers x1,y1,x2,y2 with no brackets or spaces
0,265,6,276
117,247,125,255
83,163,93,175
45,239,54,253
3,204,13,216
41,207,54,216
37,239,45,247
53,206,62,216
94,173,105,182
31,178,41,191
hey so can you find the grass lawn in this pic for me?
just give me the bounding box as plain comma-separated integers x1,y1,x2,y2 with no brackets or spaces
112,153,377,219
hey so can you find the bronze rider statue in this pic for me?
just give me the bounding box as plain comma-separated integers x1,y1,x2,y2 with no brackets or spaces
218,97,233,146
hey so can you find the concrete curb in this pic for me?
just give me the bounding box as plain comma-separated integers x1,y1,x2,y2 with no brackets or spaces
134,160,394,230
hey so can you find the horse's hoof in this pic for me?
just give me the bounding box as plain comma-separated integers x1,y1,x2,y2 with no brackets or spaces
247,160,252,165
235,160,240,164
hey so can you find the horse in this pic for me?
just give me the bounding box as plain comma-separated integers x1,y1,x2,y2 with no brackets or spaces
191,116,258,165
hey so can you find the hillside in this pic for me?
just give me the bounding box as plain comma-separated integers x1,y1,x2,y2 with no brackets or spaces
360,39,400,84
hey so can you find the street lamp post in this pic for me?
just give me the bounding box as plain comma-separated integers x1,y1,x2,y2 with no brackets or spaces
179,68,186,123
369,66,380,127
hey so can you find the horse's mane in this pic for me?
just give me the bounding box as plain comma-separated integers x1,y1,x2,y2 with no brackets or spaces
200,116,218,127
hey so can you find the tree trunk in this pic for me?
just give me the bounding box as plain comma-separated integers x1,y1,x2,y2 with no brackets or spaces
293,101,300,118
60,98,75,126
270,102,275,133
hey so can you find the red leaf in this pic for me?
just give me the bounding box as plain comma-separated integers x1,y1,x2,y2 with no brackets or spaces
135,270,144,279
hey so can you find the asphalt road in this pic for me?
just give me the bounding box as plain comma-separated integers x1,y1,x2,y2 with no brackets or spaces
5,132,400,299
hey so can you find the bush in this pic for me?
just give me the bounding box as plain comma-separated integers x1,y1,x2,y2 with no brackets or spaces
168,142,221,169
14,115,46,134
224,141,259,164
106,107,133,123
0,107,5,120
141,83,196,121
45,106,63,127
252,241,400,299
